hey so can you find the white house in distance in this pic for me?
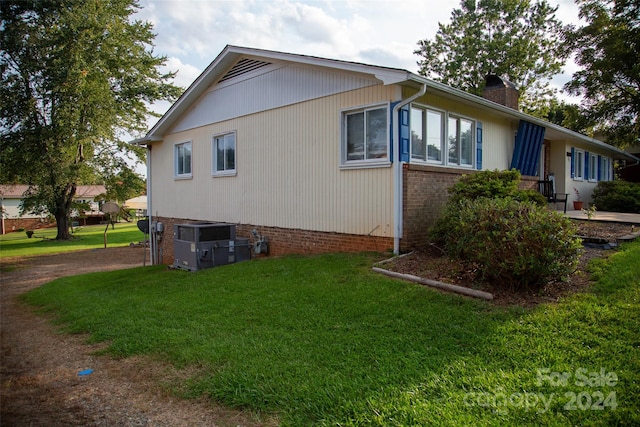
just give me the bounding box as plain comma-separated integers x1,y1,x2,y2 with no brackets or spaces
0,184,107,234
134,45,638,263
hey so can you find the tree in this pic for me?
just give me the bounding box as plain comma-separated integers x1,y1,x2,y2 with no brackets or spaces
545,100,595,135
101,166,146,205
414,0,567,116
565,0,640,148
0,0,181,239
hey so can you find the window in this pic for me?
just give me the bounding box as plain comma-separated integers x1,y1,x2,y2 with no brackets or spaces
574,149,584,180
212,132,236,176
343,104,388,165
448,116,474,167
411,107,443,163
174,141,192,178
600,156,611,181
589,153,597,181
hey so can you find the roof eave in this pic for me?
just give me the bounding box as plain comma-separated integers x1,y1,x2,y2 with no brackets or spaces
406,74,638,162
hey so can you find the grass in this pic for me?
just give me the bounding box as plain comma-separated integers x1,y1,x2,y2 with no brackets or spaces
0,222,145,258
21,244,640,426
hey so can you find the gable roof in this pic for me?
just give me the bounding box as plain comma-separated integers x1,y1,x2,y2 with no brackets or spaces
134,45,637,162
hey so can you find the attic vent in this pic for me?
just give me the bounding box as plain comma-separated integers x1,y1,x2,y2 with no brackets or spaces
218,58,271,83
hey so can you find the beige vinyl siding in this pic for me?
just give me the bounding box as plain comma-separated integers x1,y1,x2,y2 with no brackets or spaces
151,85,399,238
410,91,516,171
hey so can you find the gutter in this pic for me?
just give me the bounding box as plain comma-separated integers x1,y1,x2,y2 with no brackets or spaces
392,77,427,255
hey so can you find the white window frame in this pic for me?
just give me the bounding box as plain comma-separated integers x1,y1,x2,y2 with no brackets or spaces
340,103,390,168
574,149,584,181
410,105,445,164
174,141,192,179
410,104,476,169
212,131,237,177
447,115,475,168
600,156,611,182
589,153,598,182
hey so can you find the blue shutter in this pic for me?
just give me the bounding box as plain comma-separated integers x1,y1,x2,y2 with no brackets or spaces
570,147,575,178
400,106,410,162
476,122,483,170
510,120,546,176
585,151,590,180
389,102,411,162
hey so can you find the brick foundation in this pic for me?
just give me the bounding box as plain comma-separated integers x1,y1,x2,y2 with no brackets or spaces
154,216,394,265
401,164,469,250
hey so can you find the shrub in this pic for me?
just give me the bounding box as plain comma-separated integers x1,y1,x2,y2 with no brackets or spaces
431,198,582,289
591,181,640,213
448,169,522,204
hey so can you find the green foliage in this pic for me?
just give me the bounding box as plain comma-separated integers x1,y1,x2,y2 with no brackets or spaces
433,198,582,289
446,169,546,207
564,0,640,148
101,167,146,203
592,180,640,213
414,0,567,115
0,0,180,239
447,169,522,204
22,245,640,425
511,188,548,206
545,99,596,135
432,170,581,288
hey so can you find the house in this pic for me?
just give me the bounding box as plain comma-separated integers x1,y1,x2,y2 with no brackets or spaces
0,184,107,234
134,45,638,262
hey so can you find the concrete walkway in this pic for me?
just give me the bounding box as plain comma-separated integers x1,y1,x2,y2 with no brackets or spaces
561,210,640,224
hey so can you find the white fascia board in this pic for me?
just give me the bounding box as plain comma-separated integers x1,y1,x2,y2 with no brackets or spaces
229,45,411,85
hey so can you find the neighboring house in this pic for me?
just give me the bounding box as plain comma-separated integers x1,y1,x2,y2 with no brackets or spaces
134,45,638,262
0,184,107,234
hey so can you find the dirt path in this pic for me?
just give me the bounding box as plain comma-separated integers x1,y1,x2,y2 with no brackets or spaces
0,246,266,427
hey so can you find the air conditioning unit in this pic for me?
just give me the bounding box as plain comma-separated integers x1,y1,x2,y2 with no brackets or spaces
173,222,250,271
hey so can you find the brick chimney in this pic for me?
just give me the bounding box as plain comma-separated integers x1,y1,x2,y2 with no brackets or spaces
483,74,519,110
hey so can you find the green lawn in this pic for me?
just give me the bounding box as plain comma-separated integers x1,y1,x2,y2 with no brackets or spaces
0,222,145,258
21,244,640,426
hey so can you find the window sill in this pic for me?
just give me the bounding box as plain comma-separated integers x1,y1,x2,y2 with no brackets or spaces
174,175,193,180
212,171,237,177
339,161,391,170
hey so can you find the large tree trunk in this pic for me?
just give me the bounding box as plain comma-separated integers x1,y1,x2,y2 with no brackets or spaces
54,184,76,240
55,212,72,240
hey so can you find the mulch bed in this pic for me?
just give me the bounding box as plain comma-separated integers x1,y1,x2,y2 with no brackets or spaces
380,221,637,307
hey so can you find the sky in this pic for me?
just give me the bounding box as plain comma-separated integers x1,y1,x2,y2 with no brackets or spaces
134,0,583,110
128,0,583,175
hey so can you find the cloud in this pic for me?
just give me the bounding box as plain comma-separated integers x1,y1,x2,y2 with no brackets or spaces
161,57,202,90
135,0,582,105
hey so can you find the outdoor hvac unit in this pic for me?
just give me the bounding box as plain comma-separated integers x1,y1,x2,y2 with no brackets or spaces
173,222,250,271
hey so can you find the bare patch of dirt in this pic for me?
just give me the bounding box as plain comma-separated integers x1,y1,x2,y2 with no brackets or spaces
382,221,637,308
1,245,274,427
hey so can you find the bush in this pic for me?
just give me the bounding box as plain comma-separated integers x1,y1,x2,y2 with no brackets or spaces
447,169,546,207
448,169,522,204
431,198,582,289
591,181,640,213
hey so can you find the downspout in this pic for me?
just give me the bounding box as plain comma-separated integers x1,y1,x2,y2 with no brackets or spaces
146,145,155,264
392,80,427,255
